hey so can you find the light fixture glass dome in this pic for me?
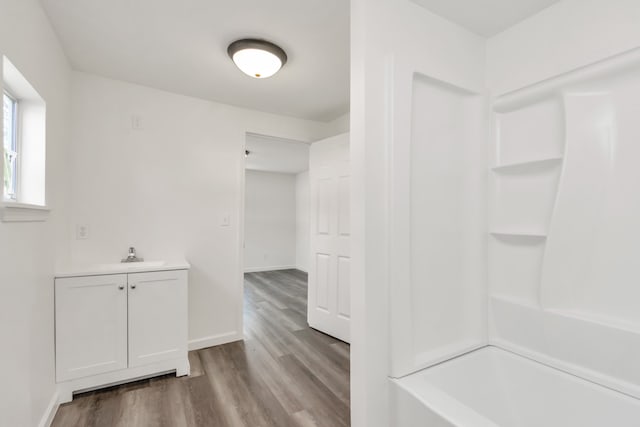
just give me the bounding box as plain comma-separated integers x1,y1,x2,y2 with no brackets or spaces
228,39,287,79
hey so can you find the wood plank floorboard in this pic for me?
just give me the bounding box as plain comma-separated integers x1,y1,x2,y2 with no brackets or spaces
51,269,350,427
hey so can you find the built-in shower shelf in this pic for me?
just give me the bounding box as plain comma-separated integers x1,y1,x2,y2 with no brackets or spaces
492,157,563,173
490,230,547,238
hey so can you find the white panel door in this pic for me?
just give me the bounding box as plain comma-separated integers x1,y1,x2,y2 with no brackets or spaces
127,270,188,367
55,274,128,381
308,135,351,342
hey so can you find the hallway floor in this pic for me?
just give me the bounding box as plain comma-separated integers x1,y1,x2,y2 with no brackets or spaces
51,269,350,427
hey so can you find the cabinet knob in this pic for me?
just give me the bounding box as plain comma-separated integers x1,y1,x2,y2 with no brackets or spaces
131,284,137,289
118,285,125,290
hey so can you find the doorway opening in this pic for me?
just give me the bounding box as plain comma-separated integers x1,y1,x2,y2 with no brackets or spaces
240,131,352,342
239,132,350,424
241,132,312,339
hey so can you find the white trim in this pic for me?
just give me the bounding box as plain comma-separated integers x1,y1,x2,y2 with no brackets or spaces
0,202,49,222
237,137,247,352
188,331,243,351
56,358,189,404
37,391,60,427
244,265,297,273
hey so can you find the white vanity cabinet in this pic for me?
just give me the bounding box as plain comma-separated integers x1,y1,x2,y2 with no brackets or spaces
55,274,129,382
54,265,189,402
127,270,187,367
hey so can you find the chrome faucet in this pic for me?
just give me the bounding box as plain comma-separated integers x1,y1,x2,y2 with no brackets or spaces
122,246,144,263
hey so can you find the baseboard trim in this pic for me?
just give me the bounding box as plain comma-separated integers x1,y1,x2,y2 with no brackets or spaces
244,265,297,273
188,331,243,351
38,391,60,427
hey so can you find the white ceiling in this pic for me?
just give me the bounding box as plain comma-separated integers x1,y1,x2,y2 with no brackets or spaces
40,0,350,122
245,134,309,174
411,0,561,36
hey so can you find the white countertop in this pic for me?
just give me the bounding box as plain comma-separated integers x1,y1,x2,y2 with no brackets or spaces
55,260,190,278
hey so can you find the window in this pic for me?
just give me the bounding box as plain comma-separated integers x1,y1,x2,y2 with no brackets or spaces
3,91,18,200
0,55,48,222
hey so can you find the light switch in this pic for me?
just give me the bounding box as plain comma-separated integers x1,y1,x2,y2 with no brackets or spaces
220,214,231,227
131,115,142,130
76,224,90,240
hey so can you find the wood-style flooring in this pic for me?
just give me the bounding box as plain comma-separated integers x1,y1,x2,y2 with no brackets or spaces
51,269,350,427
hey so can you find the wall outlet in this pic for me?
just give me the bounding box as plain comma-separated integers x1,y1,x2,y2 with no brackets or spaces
76,224,90,240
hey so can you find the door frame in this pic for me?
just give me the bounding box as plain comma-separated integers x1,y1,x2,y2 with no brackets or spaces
237,131,314,339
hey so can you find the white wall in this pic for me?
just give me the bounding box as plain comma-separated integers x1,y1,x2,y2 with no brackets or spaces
324,111,350,137
244,170,297,272
68,72,330,351
0,0,71,426
487,0,640,95
389,74,487,378
485,0,640,402
350,0,640,426
310,132,350,168
351,1,486,426
295,171,310,272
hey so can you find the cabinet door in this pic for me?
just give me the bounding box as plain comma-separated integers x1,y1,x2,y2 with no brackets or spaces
55,274,128,381
127,270,187,367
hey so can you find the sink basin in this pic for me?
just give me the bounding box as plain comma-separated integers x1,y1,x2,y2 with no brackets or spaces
94,261,167,271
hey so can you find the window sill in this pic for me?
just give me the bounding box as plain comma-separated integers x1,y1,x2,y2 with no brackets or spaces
0,202,50,223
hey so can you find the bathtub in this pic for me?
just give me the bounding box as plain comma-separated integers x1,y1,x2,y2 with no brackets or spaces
390,346,640,426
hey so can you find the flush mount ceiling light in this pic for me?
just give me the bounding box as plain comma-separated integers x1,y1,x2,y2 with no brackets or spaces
227,39,287,79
